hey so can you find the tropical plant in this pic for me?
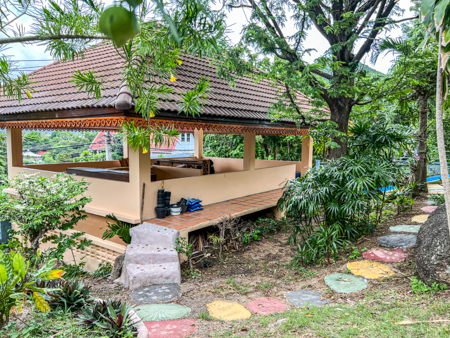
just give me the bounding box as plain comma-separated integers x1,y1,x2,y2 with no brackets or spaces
429,194,445,206
0,173,92,261
0,135,7,185
102,214,136,245
0,252,65,328
78,299,138,338
91,262,113,279
174,237,194,273
41,279,93,313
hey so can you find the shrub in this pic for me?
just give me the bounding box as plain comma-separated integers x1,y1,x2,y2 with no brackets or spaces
0,251,64,328
428,194,445,206
91,262,113,279
410,276,447,294
102,214,135,244
0,173,92,261
41,279,93,313
78,299,138,338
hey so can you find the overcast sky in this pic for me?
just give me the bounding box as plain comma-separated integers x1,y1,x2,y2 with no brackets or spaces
6,0,414,75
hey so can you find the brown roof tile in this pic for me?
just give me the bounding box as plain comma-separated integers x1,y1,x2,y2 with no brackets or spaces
0,44,320,122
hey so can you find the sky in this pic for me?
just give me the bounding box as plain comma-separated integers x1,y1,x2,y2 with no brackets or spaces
5,0,415,76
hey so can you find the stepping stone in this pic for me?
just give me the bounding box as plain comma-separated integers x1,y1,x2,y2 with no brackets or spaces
363,248,408,262
347,260,395,279
131,284,181,304
285,290,329,308
246,297,287,315
389,225,421,234
324,273,367,293
135,304,191,321
144,319,197,338
207,301,251,321
429,190,444,195
421,206,438,213
411,215,429,223
425,200,436,206
377,234,417,248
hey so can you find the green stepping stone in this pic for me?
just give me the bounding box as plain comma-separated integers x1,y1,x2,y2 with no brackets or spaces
389,225,421,234
324,273,367,294
134,304,191,321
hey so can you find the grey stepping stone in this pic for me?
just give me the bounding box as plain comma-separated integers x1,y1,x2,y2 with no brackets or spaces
425,200,436,206
324,273,367,293
130,283,181,304
389,225,421,234
377,234,417,248
285,289,330,308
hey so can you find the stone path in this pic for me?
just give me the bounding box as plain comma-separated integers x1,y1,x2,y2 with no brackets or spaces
285,290,329,308
144,319,198,338
363,248,408,262
377,234,417,248
421,206,438,213
246,297,287,315
411,215,429,223
347,260,395,279
324,273,367,293
135,304,191,321
131,283,181,304
207,301,252,321
389,225,421,234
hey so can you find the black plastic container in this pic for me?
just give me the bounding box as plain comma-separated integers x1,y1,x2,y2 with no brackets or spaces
155,207,166,219
158,189,165,196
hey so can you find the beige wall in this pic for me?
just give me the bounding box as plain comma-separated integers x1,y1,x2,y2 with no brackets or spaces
205,157,243,173
152,165,202,180
25,160,121,172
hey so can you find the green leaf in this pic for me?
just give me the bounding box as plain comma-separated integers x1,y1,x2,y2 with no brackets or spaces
0,264,7,283
422,0,436,16
434,0,450,28
9,293,27,299
12,252,25,273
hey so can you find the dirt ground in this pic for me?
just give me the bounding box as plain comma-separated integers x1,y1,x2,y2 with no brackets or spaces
85,193,450,337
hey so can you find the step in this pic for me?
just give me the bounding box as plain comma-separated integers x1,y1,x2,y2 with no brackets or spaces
124,244,179,265
125,263,181,290
130,223,179,247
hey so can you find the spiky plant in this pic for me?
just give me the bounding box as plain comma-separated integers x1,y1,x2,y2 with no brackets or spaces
43,279,93,312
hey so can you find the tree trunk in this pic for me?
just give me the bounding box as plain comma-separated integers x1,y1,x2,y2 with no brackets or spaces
414,94,429,193
327,99,352,159
436,28,450,235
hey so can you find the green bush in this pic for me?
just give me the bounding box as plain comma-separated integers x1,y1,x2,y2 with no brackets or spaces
410,276,447,294
78,299,138,338
0,251,64,328
428,194,444,206
42,279,93,313
102,214,135,244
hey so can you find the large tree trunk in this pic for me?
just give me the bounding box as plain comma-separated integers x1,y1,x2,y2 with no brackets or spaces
414,94,429,193
327,98,352,159
436,28,450,235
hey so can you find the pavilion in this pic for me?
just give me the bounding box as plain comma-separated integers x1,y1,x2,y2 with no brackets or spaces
0,43,318,270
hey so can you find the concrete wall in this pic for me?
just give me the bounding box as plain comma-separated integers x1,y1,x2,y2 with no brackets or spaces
152,165,202,180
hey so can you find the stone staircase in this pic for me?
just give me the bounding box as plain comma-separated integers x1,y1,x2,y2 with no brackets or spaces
116,223,181,290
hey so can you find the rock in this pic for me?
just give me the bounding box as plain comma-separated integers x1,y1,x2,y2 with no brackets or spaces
389,225,421,234
246,297,287,315
110,254,125,280
347,260,395,279
422,206,438,213
416,204,450,286
324,273,367,293
377,234,416,248
363,248,408,262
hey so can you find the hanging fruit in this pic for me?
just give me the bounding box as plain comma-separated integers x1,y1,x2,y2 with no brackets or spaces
99,5,140,47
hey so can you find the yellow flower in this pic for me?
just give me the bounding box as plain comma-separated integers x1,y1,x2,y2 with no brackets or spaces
170,74,176,82
177,59,182,65
143,148,148,154
26,90,32,98
150,111,155,118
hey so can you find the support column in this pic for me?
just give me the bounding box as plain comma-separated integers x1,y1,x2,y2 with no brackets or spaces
300,135,313,176
6,128,23,176
122,132,129,159
243,132,256,171
128,146,151,222
194,129,203,159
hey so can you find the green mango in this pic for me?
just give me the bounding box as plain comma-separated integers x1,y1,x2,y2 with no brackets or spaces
99,6,140,47
124,0,143,8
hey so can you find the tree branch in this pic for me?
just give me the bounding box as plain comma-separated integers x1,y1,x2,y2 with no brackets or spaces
0,34,107,45
388,16,418,24
228,4,252,8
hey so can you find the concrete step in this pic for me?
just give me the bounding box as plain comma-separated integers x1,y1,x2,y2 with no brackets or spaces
130,223,179,247
124,244,179,265
125,263,181,290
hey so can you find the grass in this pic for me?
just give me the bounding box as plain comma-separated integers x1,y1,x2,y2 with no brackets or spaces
214,292,450,337
197,311,215,321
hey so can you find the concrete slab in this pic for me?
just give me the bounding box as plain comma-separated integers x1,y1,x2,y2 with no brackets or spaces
245,297,287,315
125,244,178,265
389,225,421,234
425,200,436,206
377,234,417,248
363,248,408,262
411,215,429,223
130,223,179,247
125,263,181,290
207,301,251,321
285,290,329,308
324,273,367,294
131,283,181,304
135,304,191,321
144,319,197,338
347,260,395,279
421,206,438,213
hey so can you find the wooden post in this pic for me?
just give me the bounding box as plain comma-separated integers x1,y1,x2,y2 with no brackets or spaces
301,135,313,176
243,132,256,171
194,129,203,159
6,128,23,176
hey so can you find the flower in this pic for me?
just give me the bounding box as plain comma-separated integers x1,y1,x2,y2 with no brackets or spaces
170,74,176,82
143,148,148,154
413,155,420,160
177,60,182,65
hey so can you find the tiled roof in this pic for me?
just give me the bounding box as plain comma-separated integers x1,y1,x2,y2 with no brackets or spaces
0,44,318,122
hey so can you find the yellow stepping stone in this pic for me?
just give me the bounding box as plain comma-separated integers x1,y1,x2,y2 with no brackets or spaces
348,260,395,279
429,190,444,195
206,301,251,321
412,214,429,223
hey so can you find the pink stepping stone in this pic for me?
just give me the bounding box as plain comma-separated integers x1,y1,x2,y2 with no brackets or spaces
245,297,287,315
363,248,408,262
144,319,197,338
421,206,438,213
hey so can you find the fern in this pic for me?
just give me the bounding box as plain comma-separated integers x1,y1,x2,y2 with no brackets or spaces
102,214,135,244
